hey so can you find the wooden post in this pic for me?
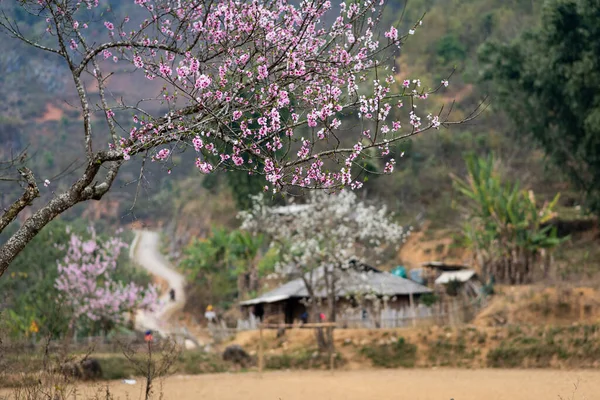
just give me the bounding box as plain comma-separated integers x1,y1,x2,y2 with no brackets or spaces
409,292,416,327
580,291,585,321
328,326,334,372
258,323,264,376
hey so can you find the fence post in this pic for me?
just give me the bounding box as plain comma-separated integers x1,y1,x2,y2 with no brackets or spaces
328,326,334,372
409,292,416,327
258,323,264,376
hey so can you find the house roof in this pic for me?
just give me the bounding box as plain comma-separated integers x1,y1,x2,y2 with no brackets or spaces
420,261,470,271
434,270,477,285
240,266,432,306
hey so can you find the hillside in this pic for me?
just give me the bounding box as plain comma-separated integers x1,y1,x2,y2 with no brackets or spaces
1,0,598,277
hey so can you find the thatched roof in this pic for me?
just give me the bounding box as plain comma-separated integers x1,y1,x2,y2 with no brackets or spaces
240,264,431,306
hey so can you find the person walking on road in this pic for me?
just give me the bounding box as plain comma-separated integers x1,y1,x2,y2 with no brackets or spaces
205,304,216,324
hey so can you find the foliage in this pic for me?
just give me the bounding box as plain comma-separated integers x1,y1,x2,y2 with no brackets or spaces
179,228,270,311
483,324,600,368
360,337,417,368
419,292,439,307
479,0,600,215
425,332,479,367
452,154,564,284
225,169,266,210
265,348,345,370
0,219,74,338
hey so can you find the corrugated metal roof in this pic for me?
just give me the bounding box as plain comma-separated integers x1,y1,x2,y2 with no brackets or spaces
239,279,306,305
434,270,477,285
240,267,431,306
420,261,470,270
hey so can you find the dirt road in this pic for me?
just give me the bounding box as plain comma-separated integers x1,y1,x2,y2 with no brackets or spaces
131,230,186,338
79,369,600,400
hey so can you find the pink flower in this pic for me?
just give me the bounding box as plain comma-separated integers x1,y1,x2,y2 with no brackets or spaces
159,63,172,77
257,65,268,80
232,156,244,166
133,56,144,68
192,136,204,151
385,26,398,41
195,74,211,89
384,159,396,174
195,159,213,173
297,139,311,159
104,21,114,30
155,148,170,160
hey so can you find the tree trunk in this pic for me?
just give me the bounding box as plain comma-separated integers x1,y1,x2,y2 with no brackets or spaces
0,160,120,277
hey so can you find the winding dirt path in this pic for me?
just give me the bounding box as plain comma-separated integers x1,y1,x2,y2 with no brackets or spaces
130,230,186,338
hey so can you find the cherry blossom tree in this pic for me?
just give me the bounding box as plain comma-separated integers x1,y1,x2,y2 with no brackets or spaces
55,227,158,334
240,190,408,349
0,0,478,276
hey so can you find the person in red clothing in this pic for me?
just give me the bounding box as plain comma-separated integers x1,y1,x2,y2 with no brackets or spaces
144,330,153,342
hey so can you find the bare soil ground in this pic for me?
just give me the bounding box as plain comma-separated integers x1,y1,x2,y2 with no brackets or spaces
60,369,600,400
474,284,600,327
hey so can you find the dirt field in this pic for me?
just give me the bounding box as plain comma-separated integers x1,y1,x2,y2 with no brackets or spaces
53,369,600,400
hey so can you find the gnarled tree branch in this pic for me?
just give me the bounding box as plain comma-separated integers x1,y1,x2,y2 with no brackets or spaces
0,168,39,234
0,156,120,277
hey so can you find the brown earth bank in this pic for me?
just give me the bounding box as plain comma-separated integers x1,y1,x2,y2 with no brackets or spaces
14,369,600,400
229,322,600,370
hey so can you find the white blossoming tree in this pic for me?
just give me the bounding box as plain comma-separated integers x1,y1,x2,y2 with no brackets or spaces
240,190,408,349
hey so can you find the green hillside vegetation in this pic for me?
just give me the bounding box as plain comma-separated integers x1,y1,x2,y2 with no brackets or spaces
479,0,600,215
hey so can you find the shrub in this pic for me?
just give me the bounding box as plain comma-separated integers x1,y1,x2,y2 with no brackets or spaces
265,349,344,370
361,337,417,368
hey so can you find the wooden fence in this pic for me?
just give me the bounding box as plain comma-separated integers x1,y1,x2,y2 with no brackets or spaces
236,294,488,331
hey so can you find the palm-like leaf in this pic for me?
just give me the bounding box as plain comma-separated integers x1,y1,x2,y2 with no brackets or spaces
452,154,565,283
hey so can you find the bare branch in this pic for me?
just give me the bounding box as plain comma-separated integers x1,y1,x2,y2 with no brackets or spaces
0,168,40,234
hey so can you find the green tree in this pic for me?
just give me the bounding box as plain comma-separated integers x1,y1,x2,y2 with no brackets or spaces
0,220,152,338
0,220,78,338
479,0,600,214
179,228,272,314
452,154,564,284
225,168,266,210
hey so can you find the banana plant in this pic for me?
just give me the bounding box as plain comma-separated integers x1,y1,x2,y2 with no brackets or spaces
452,154,566,284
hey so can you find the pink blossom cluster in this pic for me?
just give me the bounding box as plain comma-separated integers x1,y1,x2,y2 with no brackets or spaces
40,0,450,192
55,228,158,326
